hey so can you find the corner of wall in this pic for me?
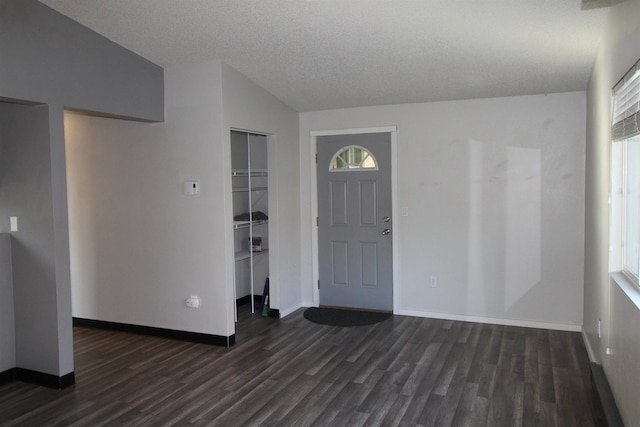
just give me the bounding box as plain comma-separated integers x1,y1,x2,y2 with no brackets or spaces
0,234,15,373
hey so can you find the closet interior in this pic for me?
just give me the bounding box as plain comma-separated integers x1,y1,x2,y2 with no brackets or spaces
231,130,269,316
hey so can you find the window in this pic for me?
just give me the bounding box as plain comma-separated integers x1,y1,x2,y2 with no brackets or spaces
612,58,640,283
330,145,377,171
622,135,640,278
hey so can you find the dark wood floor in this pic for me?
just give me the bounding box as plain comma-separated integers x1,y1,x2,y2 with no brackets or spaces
0,306,605,426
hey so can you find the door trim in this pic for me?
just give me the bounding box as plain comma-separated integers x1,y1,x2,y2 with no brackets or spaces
310,126,399,313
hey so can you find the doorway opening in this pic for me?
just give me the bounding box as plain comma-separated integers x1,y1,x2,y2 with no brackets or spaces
230,129,278,339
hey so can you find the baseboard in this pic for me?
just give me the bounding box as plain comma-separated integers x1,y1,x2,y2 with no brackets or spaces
590,363,624,427
268,308,280,319
278,303,303,318
0,367,75,389
581,329,598,363
237,295,280,319
15,368,75,389
236,294,262,306
0,368,16,386
73,317,235,347
394,309,582,332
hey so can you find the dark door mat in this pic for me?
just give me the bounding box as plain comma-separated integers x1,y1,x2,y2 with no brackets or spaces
303,307,391,326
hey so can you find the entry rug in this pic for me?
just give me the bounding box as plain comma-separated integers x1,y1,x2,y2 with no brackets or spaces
303,307,391,327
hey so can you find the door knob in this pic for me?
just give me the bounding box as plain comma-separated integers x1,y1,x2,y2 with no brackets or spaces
382,229,390,235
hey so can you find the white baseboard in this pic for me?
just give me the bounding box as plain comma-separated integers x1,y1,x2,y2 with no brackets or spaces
280,304,582,332
581,328,601,363
394,308,582,332
278,303,304,318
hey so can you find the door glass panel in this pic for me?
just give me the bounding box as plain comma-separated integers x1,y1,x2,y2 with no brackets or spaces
330,145,378,171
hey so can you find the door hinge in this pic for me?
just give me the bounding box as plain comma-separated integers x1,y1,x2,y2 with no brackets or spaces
318,279,320,289
316,217,319,226
315,153,318,164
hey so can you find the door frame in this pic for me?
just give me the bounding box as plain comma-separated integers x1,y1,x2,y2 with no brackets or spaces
309,126,399,312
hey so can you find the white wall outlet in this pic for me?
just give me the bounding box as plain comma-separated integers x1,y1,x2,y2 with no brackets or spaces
401,206,409,217
10,216,18,232
185,295,200,308
597,319,601,338
430,276,438,288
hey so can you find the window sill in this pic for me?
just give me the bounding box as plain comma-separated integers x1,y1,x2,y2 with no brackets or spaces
610,272,640,311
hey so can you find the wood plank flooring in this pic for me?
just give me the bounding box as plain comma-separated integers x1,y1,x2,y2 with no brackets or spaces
0,306,605,426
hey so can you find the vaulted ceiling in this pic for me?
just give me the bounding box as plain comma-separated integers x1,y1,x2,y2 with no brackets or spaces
39,0,610,112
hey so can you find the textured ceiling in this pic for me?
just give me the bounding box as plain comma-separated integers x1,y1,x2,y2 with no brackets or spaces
39,0,609,112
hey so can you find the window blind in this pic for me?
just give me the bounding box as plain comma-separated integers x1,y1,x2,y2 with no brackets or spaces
612,58,640,141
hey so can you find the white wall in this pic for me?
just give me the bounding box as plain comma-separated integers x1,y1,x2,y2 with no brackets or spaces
66,61,232,337
584,0,640,425
221,64,301,318
66,61,301,341
300,92,586,330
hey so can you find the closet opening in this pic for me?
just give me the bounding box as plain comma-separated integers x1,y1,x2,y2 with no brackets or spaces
230,129,274,329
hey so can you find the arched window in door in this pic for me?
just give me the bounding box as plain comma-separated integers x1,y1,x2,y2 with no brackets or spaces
329,145,378,171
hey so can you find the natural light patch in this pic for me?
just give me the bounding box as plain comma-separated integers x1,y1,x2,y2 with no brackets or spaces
330,145,378,171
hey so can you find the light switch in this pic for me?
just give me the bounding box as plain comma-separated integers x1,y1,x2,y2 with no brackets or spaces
184,181,200,196
10,216,17,232
401,207,409,217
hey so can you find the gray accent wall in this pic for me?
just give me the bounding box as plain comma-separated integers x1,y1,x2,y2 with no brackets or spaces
0,102,66,376
0,0,164,379
0,0,163,122
0,234,15,373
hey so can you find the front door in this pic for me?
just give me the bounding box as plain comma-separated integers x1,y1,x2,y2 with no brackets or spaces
317,132,392,311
